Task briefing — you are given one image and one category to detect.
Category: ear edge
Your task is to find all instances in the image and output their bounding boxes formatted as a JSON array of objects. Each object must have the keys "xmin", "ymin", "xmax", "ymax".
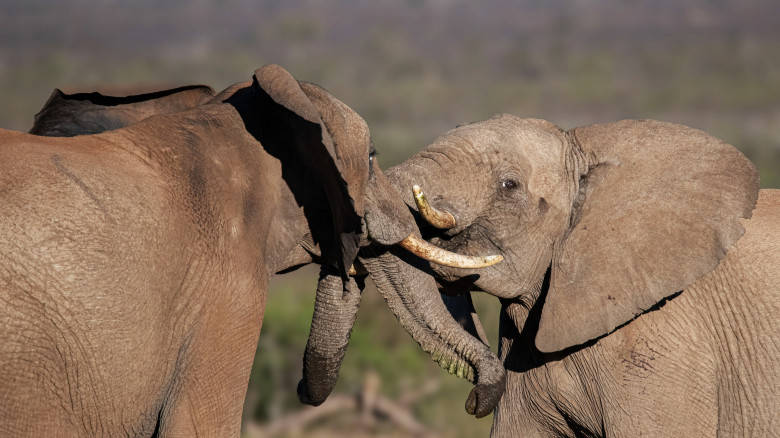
[{"xmin": 253, "ymin": 64, "xmax": 362, "ymax": 276}]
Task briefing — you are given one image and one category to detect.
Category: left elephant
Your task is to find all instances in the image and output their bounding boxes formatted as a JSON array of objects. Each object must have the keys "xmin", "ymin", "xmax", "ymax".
[{"xmin": 0, "ymin": 64, "xmax": 502, "ymax": 437}]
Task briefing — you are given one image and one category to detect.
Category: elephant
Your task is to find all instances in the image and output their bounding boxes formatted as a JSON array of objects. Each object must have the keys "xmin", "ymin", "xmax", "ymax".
[
  {"xmin": 0, "ymin": 64, "xmax": 506, "ymax": 437},
  {"xmin": 383, "ymin": 114, "xmax": 779, "ymax": 436}
]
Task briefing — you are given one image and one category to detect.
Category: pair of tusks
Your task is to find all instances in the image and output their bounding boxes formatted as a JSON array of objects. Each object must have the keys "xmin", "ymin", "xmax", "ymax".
[{"xmin": 348, "ymin": 185, "xmax": 503, "ymax": 276}]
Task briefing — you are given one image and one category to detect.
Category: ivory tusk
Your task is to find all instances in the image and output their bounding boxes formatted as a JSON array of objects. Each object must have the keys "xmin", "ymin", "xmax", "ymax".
[
  {"xmin": 399, "ymin": 234, "xmax": 503, "ymax": 269},
  {"xmin": 348, "ymin": 261, "xmax": 368, "ymax": 277},
  {"xmin": 413, "ymin": 185, "xmax": 456, "ymax": 229}
]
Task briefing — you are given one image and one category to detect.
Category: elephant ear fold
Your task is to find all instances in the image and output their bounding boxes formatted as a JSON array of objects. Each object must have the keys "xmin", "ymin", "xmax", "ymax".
[
  {"xmin": 30, "ymin": 86, "xmax": 215, "ymax": 137},
  {"xmin": 252, "ymin": 64, "xmax": 362, "ymax": 275},
  {"xmin": 536, "ymin": 119, "xmax": 759, "ymax": 353}
]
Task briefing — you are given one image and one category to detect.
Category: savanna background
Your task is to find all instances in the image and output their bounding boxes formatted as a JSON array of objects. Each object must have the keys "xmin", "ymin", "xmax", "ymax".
[{"xmin": 1, "ymin": 1, "xmax": 778, "ymax": 436}]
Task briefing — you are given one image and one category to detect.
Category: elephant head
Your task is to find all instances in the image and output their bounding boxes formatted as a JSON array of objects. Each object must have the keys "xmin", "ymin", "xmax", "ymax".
[
  {"xmin": 388, "ymin": 114, "xmax": 759, "ymax": 358},
  {"xmin": 25, "ymin": 66, "xmax": 507, "ymax": 418}
]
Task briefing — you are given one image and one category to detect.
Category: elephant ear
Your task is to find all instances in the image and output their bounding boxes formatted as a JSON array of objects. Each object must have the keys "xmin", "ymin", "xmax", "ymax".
[
  {"xmin": 536, "ymin": 119, "xmax": 759, "ymax": 353},
  {"xmin": 30, "ymin": 85, "xmax": 214, "ymax": 137},
  {"xmin": 297, "ymin": 81, "xmax": 369, "ymax": 222},
  {"xmin": 252, "ymin": 64, "xmax": 362, "ymax": 275}
]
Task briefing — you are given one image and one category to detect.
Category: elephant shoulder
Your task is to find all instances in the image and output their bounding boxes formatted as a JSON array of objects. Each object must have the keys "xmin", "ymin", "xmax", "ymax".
[
  {"xmin": 744, "ymin": 189, "xmax": 780, "ymax": 233},
  {"xmin": 727, "ymin": 189, "xmax": 780, "ymax": 268},
  {"xmin": 685, "ymin": 189, "xmax": 780, "ymax": 318}
]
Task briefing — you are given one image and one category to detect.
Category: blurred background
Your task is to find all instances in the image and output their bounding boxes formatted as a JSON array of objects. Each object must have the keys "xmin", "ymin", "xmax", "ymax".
[{"xmin": 1, "ymin": 0, "xmax": 778, "ymax": 436}]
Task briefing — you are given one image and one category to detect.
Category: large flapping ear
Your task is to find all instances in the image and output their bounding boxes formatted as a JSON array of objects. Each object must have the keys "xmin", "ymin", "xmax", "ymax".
[
  {"xmin": 29, "ymin": 85, "xmax": 214, "ymax": 137},
  {"xmin": 252, "ymin": 64, "xmax": 362, "ymax": 275},
  {"xmin": 297, "ymin": 81, "xmax": 369, "ymax": 221},
  {"xmin": 536, "ymin": 119, "xmax": 759, "ymax": 353}
]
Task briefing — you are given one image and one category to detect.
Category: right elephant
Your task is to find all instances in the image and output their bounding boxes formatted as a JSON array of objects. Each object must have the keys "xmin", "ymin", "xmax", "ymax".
[{"xmin": 388, "ymin": 114, "xmax": 780, "ymax": 437}]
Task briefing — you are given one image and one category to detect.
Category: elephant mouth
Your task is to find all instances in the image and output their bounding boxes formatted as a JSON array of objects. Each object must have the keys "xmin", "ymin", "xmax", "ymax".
[
  {"xmin": 420, "ymin": 224, "xmax": 505, "ymax": 288},
  {"xmin": 348, "ymin": 234, "xmax": 502, "ymax": 276},
  {"xmin": 408, "ymin": 183, "xmax": 508, "ymax": 296}
]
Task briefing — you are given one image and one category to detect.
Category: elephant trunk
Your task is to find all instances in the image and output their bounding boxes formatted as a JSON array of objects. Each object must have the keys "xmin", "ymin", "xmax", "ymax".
[
  {"xmin": 361, "ymin": 246, "xmax": 506, "ymax": 418},
  {"xmin": 297, "ymin": 267, "xmax": 363, "ymax": 406},
  {"xmin": 297, "ymin": 166, "xmax": 503, "ymax": 411}
]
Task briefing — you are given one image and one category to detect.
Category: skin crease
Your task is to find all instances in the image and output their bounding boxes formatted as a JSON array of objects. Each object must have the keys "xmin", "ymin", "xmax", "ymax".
[
  {"xmin": 388, "ymin": 114, "xmax": 778, "ymax": 437},
  {"xmin": 0, "ymin": 64, "xmax": 429, "ymax": 437}
]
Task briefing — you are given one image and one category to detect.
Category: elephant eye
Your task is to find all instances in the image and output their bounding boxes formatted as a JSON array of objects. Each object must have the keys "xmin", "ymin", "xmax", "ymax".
[
  {"xmin": 369, "ymin": 144, "xmax": 377, "ymax": 172},
  {"xmin": 501, "ymin": 178, "xmax": 518, "ymax": 190}
]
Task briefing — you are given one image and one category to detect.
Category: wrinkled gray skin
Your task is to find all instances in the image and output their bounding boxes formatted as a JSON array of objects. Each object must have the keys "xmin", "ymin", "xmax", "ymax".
[
  {"xmin": 388, "ymin": 114, "xmax": 780, "ymax": 437},
  {"xmin": 2, "ymin": 66, "xmax": 503, "ymax": 437}
]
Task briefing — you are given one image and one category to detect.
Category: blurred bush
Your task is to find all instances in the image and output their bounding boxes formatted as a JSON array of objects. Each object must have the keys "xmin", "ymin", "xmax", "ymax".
[{"xmin": 2, "ymin": 1, "xmax": 779, "ymax": 436}]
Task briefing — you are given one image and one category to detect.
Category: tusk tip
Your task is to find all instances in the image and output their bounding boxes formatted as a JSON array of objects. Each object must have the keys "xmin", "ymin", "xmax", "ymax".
[
  {"xmin": 411, "ymin": 184, "xmax": 457, "ymax": 229},
  {"xmin": 483, "ymin": 254, "xmax": 503, "ymax": 266}
]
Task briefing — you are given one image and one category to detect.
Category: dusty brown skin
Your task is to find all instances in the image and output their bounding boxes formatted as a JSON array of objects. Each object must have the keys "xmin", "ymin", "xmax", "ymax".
[
  {"xmin": 388, "ymin": 115, "xmax": 779, "ymax": 436},
  {"xmin": 1, "ymin": 66, "xmax": 505, "ymax": 436}
]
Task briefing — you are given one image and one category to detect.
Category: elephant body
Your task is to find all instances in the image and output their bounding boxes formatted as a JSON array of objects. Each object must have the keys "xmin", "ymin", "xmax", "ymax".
[
  {"xmin": 497, "ymin": 190, "xmax": 780, "ymax": 437},
  {"xmin": 387, "ymin": 115, "xmax": 777, "ymax": 436},
  {"xmin": 1, "ymin": 112, "xmax": 284, "ymax": 436}
]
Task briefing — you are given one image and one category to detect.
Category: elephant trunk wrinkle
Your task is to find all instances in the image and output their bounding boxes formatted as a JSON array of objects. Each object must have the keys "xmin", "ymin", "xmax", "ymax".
[{"xmin": 364, "ymin": 249, "xmax": 478, "ymax": 382}]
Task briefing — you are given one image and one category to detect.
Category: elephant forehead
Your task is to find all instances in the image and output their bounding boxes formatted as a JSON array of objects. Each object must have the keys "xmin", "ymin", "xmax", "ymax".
[
  {"xmin": 445, "ymin": 117, "xmax": 569, "ymax": 190},
  {"xmin": 445, "ymin": 115, "xmax": 565, "ymax": 159}
]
